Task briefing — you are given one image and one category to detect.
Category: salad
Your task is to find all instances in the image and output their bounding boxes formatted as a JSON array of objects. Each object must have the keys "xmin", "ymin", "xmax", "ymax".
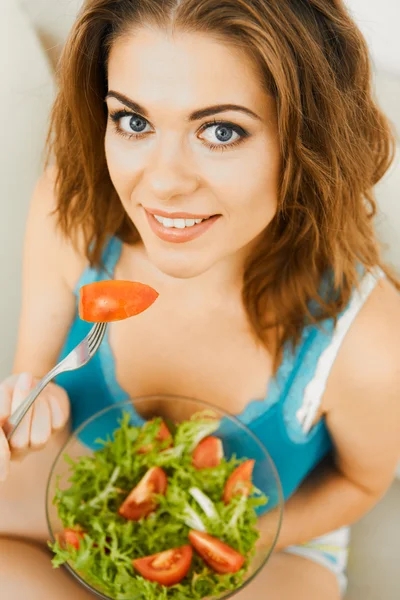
[{"xmin": 50, "ymin": 412, "xmax": 268, "ymax": 600}]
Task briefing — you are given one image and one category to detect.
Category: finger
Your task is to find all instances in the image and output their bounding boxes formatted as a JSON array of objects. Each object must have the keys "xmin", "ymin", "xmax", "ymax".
[
  {"xmin": 48, "ymin": 386, "xmax": 70, "ymax": 431},
  {"xmin": 9, "ymin": 372, "xmax": 35, "ymax": 451},
  {"xmin": 0, "ymin": 374, "xmax": 19, "ymax": 425},
  {"xmin": 30, "ymin": 396, "xmax": 52, "ymax": 449},
  {"xmin": 0, "ymin": 426, "xmax": 11, "ymax": 481},
  {"xmin": 0, "ymin": 384, "xmax": 12, "ymax": 425}
]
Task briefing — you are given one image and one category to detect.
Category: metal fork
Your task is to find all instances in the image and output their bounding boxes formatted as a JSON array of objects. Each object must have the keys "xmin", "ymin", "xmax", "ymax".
[{"xmin": 6, "ymin": 322, "xmax": 107, "ymax": 441}]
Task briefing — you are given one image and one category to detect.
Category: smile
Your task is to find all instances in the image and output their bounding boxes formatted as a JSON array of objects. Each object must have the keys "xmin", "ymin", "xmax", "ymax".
[
  {"xmin": 153, "ymin": 215, "xmax": 209, "ymax": 229},
  {"xmin": 144, "ymin": 208, "xmax": 220, "ymax": 243}
]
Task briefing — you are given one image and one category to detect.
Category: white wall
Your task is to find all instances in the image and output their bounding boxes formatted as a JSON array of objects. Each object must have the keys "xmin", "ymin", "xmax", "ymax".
[
  {"xmin": 0, "ymin": 1, "xmax": 55, "ymax": 378},
  {"xmin": 19, "ymin": 0, "xmax": 83, "ymax": 67},
  {"xmin": 345, "ymin": 0, "xmax": 400, "ymax": 75},
  {"xmin": 21, "ymin": 1, "xmax": 400, "ymax": 76}
]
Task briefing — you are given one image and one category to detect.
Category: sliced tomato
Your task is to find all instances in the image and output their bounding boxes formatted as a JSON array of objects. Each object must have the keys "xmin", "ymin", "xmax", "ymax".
[
  {"xmin": 188, "ymin": 531, "xmax": 244, "ymax": 574},
  {"xmin": 78, "ymin": 280, "xmax": 159, "ymax": 322},
  {"xmin": 223, "ymin": 459, "xmax": 255, "ymax": 504},
  {"xmin": 192, "ymin": 436, "xmax": 223, "ymax": 469},
  {"xmin": 133, "ymin": 545, "xmax": 192, "ymax": 586},
  {"xmin": 137, "ymin": 419, "xmax": 173, "ymax": 454},
  {"xmin": 62, "ymin": 528, "xmax": 85, "ymax": 550},
  {"xmin": 119, "ymin": 466, "xmax": 168, "ymax": 521}
]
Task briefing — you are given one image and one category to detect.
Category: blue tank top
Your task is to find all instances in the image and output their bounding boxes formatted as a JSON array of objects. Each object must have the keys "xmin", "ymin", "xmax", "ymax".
[{"xmin": 55, "ymin": 236, "xmax": 383, "ymax": 504}]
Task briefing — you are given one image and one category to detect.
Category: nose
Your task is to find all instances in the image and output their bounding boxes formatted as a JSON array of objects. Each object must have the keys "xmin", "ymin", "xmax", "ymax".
[{"xmin": 145, "ymin": 139, "xmax": 200, "ymax": 203}]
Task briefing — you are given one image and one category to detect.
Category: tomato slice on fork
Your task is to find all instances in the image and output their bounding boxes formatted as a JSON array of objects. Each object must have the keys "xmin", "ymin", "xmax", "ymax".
[{"xmin": 79, "ymin": 280, "xmax": 159, "ymax": 322}]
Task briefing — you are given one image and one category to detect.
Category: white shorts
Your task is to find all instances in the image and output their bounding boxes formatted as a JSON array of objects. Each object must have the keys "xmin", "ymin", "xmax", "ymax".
[{"xmin": 283, "ymin": 526, "xmax": 350, "ymax": 596}]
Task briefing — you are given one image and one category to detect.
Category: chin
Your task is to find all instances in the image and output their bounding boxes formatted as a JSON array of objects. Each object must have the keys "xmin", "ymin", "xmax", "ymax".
[{"xmin": 147, "ymin": 248, "xmax": 212, "ymax": 279}]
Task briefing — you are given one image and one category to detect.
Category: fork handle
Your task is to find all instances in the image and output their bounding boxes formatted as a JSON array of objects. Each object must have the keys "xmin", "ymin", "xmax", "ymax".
[{"xmin": 6, "ymin": 366, "xmax": 60, "ymax": 441}]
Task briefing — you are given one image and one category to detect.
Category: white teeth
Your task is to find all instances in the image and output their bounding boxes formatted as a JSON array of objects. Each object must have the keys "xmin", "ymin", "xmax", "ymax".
[
  {"xmin": 153, "ymin": 214, "xmax": 207, "ymax": 228},
  {"xmin": 173, "ymin": 218, "xmax": 186, "ymax": 229}
]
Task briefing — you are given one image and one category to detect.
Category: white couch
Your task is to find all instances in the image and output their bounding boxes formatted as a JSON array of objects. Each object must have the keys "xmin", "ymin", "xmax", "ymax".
[{"xmin": 1, "ymin": 1, "xmax": 399, "ymax": 598}]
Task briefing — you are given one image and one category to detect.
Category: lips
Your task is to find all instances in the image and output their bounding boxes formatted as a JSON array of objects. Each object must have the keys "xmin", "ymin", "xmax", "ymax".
[
  {"xmin": 144, "ymin": 208, "xmax": 220, "ymax": 243},
  {"xmin": 145, "ymin": 207, "xmax": 214, "ymax": 220}
]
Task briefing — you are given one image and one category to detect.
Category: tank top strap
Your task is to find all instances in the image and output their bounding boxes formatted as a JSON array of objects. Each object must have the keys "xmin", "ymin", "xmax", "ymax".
[
  {"xmin": 282, "ymin": 265, "xmax": 386, "ymax": 441},
  {"xmin": 73, "ymin": 236, "xmax": 123, "ymax": 295},
  {"xmin": 297, "ymin": 266, "xmax": 386, "ymax": 433}
]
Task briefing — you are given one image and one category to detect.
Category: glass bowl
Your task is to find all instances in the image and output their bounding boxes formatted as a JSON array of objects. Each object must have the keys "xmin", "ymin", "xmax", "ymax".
[{"xmin": 46, "ymin": 395, "xmax": 283, "ymax": 599}]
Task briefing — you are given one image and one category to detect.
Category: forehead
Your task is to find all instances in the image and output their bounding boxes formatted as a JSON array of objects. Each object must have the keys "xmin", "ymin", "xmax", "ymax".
[{"xmin": 107, "ymin": 28, "xmax": 267, "ymax": 112}]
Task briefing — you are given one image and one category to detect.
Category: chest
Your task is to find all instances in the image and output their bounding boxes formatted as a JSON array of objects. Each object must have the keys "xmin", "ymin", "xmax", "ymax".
[{"xmin": 107, "ymin": 294, "xmax": 274, "ymax": 416}]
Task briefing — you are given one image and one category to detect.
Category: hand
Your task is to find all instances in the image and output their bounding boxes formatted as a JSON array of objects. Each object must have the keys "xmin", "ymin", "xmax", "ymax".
[{"xmin": 0, "ymin": 372, "xmax": 70, "ymax": 481}]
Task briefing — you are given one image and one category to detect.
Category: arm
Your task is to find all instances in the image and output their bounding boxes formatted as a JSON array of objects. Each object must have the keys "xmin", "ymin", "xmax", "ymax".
[
  {"xmin": 13, "ymin": 167, "xmax": 87, "ymax": 376},
  {"xmin": 270, "ymin": 278, "xmax": 400, "ymax": 551},
  {"xmin": 0, "ymin": 168, "xmax": 87, "ymax": 474}
]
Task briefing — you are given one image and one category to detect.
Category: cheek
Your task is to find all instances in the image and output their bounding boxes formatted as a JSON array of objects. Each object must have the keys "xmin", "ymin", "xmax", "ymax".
[
  {"xmin": 104, "ymin": 131, "xmax": 143, "ymax": 201},
  {"xmin": 212, "ymin": 139, "xmax": 280, "ymax": 225}
]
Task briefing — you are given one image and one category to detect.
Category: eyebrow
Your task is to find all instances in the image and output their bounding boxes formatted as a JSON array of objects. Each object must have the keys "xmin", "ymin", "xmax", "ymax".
[{"xmin": 105, "ymin": 91, "xmax": 261, "ymax": 121}]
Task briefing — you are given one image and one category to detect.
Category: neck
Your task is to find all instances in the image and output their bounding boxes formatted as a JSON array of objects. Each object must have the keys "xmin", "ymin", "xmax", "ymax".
[
  {"xmin": 119, "ymin": 243, "xmax": 256, "ymax": 317},
  {"xmin": 146, "ymin": 243, "xmax": 254, "ymax": 297}
]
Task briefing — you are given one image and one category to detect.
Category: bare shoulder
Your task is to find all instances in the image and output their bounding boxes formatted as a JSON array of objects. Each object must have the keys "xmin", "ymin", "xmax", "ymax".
[
  {"xmin": 28, "ymin": 165, "xmax": 88, "ymax": 291},
  {"xmin": 323, "ymin": 274, "xmax": 400, "ymax": 493},
  {"xmin": 327, "ymin": 274, "xmax": 400, "ymax": 399}
]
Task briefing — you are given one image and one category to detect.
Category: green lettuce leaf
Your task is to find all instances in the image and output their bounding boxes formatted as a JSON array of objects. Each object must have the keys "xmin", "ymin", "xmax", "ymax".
[{"xmin": 49, "ymin": 411, "xmax": 268, "ymax": 599}]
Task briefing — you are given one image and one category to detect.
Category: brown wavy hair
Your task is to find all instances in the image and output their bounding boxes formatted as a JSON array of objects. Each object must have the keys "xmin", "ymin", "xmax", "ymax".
[{"xmin": 47, "ymin": 0, "xmax": 399, "ymax": 368}]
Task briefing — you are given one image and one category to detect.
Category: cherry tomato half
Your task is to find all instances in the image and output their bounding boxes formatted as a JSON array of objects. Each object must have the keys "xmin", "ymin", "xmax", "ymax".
[
  {"xmin": 119, "ymin": 466, "xmax": 168, "ymax": 521},
  {"xmin": 192, "ymin": 436, "xmax": 223, "ymax": 469},
  {"xmin": 137, "ymin": 419, "xmax": 173, "ymax": 454},
  {"xmin": 223, "ymin": 459, "xmax": 255, "ymax": 504},
  {"xmin": 62, "ymin": 528, "xmax": 85, "ymax": 550},
  {"xmin": 188, "ymin": 530, "xmax": 244, "ymax": 574},
  {"xmin": 133, "ymin": 545, "xmax": 193, "ymax": 586}
]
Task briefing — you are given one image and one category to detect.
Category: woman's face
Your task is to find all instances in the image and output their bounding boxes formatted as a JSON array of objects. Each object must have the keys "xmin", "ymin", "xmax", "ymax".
[{"xmin": 105, "ymin": 28, "xmax": 280, "ymax": 279}]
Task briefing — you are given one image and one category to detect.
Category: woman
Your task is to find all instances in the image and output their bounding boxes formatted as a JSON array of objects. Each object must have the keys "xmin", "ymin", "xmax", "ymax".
[{"xmin": 1, "ymin": 0, "xmax": 399, "ymax": 598}]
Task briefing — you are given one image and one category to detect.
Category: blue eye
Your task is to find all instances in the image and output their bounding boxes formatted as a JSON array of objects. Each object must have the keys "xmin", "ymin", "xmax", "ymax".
[
  {"xmin": 109, "ymin": 110, "xmax": 152, "ymax": 137},
  {"xmin": 119, "ymin": 114, "xmax": 151, "ymax": 134},
  {"xmin": 109, "ymin": 109, "xmax": 250, "ymax": 151},
  {"xmin": 126, "ymin": 115, "xmax": 148, "ymax": 133},
  {"xmin": 201, "ymin": 124, "xmax": 240, "ymax": 144},
  {"xmin": 198, "ymin": 120, "xmax": 249, "ymax": 151}
]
